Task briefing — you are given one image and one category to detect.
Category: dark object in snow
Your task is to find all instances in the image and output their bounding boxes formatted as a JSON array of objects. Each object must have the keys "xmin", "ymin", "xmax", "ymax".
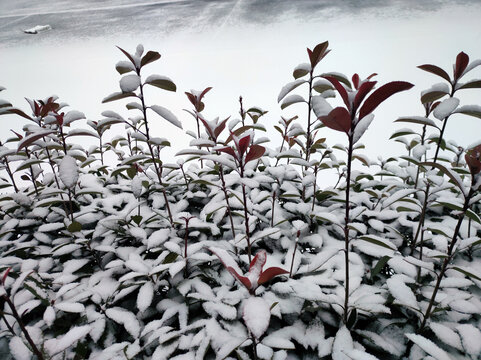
[{"xmin": 24, "ymin": 25, "xmax": 52, "ymax": 34}]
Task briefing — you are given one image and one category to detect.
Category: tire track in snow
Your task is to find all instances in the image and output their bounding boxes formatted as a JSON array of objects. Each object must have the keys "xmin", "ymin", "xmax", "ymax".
[
  {"xmin": 0, "ymin": 0, "xmax": 188, "ymax": 19},
  {"xmin": 0, "ymin": 15, "xmax": 31, "ymax": 30}
]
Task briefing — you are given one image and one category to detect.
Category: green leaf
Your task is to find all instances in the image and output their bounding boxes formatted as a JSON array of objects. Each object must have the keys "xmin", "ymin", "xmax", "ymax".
[
  {"xmin": 115, "ymin": 61, "xmax": 135, "ymax": 74},
  {"xmin": 394, "ymin": 117, "xmax": 439, "ymax": 129},
  {"xmin": 420, "ymin": 91, "xmax": 448, "ymax": 104},
  {"xmin": 141, "ymin": 51, "xmax": 161, "ymax": 68},
  {"xmin": 454, "ymin": 105, "xmax": 481, "ymax": 119},
  {"xmin": 102, "ymin": 92, "xmax": 136, "ymax": 103},
  {"xmin": 371, "ymin": 256, "xmax": 391, "ymax": 279},
  {"xmin": 163, "ymin": 252, "xmax": 178, "ymax": 264},
  {"xmin": 68, "ymin": 221, "xmax": 82, "ymax": 233},
  {"xmin": 389, "ymin": 129, "xmax": 416, "ymax": 139},
  {"xmin": 15, "ymin": 159, "xmax": 43, "ymax": 172},
  {"xmin": 458, "ymin": 79, "xmax": 481, "ymax": 90},
  {"xmin": 451, "ymin": 266, "xmax": 481, "ymax": 281},
  {"xmin": 280, "ymin": 95, "xmax": 306, "ymax": 110},
  {"xmin": 131, "ymin": 215, "xmax": 143, "ymax": 225},
  {"xmin": 465, "ymin": 209, "xmax": 481, "ymax": 224},
  {"xmin": 126, "ymin": 167, "xmax": 137, "ymax": 179},
  {"xmin": 346, "ymin": 308, "xmax": 357, "ymax": 329},
  {"xmin": 144, "ymin": 75, "xmax": 176, "ymax": 92},
  {"xmin": 420, "ymin": 161, "xmax": 466, "ymax": 195},
  {"xmin": 359, "ymin": 235, "xmax": 397, "ymax": 251}
]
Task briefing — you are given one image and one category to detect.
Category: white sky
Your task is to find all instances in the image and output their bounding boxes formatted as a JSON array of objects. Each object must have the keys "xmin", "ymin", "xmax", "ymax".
[{"xmin": 1, "ymin": 0, "xmax": 481, "ymax": 185}]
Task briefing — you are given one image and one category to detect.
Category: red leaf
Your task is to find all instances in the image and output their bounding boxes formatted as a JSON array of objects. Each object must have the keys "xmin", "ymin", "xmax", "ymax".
[
  {"xmin": 11, "ymin": 130, "xmax": 23, "ymax": 139},
  {"xmin": 1, "ymin": 267, "xmax": 11, "ymax": 286},
  {"xmin": 454, "ymin": 51, "xmax": 469, "ymax": 80},
  {"xmin": 465, "ymin": 144, "xmax": 481, "ymax": 175},
  {"xmin": 324, "ymin": 76, "xmax": 350, "ymax": 110},
  {"xmin": 245, "ymin": 144, "xmax": 265, "ymax": 164},
  {"xmin": 199, "ymin": 116, "xmax": 215, "ymax": 140},
  {"xmin": 227, "ymin": 266, "xmax": 252, "ymax": 289},
  {"xmin": 352, "ymin": 81, "xmax": 377, "ymax": 114},
  {"xmin": 238, "ymin": 135, "xmax": 250, "ymax": 156},
  {"xmin": 199, "ymin": 87, "xmax": 212, "ymax": 102},
  {"xmin": 418, "ymin": 64, "xmax": 451, "ymax": 82},
  {"xmin": 185, "ymin": 92, "xmax": 197, "ymax": 107},
  {"xmin": 6, "ymin": 108, "xmax": 33, "ymax": 121},
  {"xmin": 33, "ymin": 101, "xmax": 40, "ymax": 116},
  {"xmin": 55, "ymin": 113, "xmax": 64, "ymax": 127},
  {"xmin": 116, "ymin": 46, "xmax": 136, "ymax": 67},
  {"xmin": 214, "ymin": 117, "xmax": 229, "ymax": 140},
  {"xmin": 352, "ymin": 74, "xmax": 360, "ymax": 89},
  {"xmin": 217, "ymin": 146, "xmax": 237, "ymax": 159},
  {"xmin": 307, "ymin": 41, "xmax": 329, "ymax": 68},
  {"xmin": 359, "ymin": 81, "xmax": 414, "ymax": 120},
  {"xmin": 258, "ymin": 267, "xmax": 289, "ymax": 285},
  {"xmin": 318, "ymin": 107, "xmax": 351, "ymax": 133},
  {"xmin": 367, "ymin": 73, "xmax": 378, "ymax": 80},
  {"xmin": 249, "ymin": 250, "xmax": 267, "ymax": 272}
]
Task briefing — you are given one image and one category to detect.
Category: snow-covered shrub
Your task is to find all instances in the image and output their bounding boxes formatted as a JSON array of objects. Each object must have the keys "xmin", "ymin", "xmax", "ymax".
[{"xmin": 0, "ymin": 43, "xmax": 480, "ymax": 360}]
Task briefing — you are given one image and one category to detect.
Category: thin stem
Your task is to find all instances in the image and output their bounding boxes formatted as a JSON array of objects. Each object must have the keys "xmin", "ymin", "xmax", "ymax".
[
  {"xmin": 271, "ymin": 190, "xmax": 276, "ymax": 228},
  {"xmin": 219, "ymin": 167, "xmax": 236, "ymax": 242},
  {"xmin": 3, "ymin": 157, "xmax": 18, "ymax": 192},
  {"xmin": 311, "ymin": 165, "xmax": 318, "ymax": 212},
  {"xmin": 305, "ymin": 71, "xmax": 314, "ymax": 162},
  {"xmin": 2, "ymin": 294, "xmax": 45, "ymax": 360},
  {"xmin": 195, "ymin": 113, "xmax": 203, "ymax": 169},
  {"xmin": 343, "ymin": 134, "xmax": 354, "ymax": 325},
  {"xmin": 240, "ymin": 165, "xmax": 252, "ymax": 263},
  {"xmin": 138, "ymin": 79, "xmax": 173, "ymax": 226},
  {"xmin": 289, "ymin": 235, "xmax": 299, "ymax": 278},
  {"xmin": 419, "ymin": 185, "xmax": 474, "ymax": 331},
  {"xmin": 23, "ymin": 148, "xmax": 38, "ymax": 196}
]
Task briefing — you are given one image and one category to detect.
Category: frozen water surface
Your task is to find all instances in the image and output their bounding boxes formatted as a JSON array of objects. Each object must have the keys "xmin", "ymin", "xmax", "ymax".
[{"xmin": 1, "ymin": 0, "xmax": 481, "ymax": 185}]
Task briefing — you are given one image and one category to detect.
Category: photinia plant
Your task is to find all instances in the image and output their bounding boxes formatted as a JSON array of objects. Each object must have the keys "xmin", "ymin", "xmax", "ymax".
[
  {"xmin": 318, "ymin": 74, "xmax": 414, "ymax": 324},
  {"xmin": 209, "ymin": 247, "xmax": 288, "ymax": 295}
]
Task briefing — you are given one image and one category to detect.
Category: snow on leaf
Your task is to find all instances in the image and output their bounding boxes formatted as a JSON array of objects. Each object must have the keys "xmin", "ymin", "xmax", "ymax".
[
  {"xmin": 430, "ymin": 322, "xmax": 462, "ymax": 351},
  {"xmin": 433, "ymin": 97, "xmax": 460, "ymax": 120},
  {"xmin": 137, "ymin": 281, "xmax": 154, "ymax": 312},
  {"xmin": 345, "ymin": 349, "xmax": 380, "ymax": 360},
  {"xmin": 280, "ymin": 94, "xmax": 306, "ymax": 110},
  {"xmin": 353, "ymin": 113, "xmax": 374, "ymax": 144},
  {"xmin": 332, "ymin": 326, "xmax": 353, "ymax": 360},
  {"xmin": 43, "ymin": 306, "xmax": 56, "ymax": 326},
  {"xmin": 44, "ymin": 325, "xmax": 91, "ymax": 356},
  {"xmin": 456, "ymin": 323, "xmax": 481, "ymax": 356},
  {"xmin": 243, "ymin": 296, "xmax": 270, "ymax": 339},
  {"xmin": 120, "ymin": 74, "xmax": 141, "ymax": 93},
  {"xmin": 405, "ymin": 333, "xmax": 451, "ymax": 360},
  {"xmin": 386, "ymin": 275, "xmax": 419, "ymax": 310},
  {"xmin": 277, "ymin": 79, "xmax": 307, "ymax": 102},
  {"xmin": 55, "ymin": 302, "xmax": 85, "ymax": 313},
  {"xmin": 150, "ymin": 105, "xmax": 182, "ymax": 129},
  {"xmin": 144, "ymin": 74, "xmax": 176, "ymax": 92},
  {"xmin": 9, "ymin": 336, "xmax": 30, "ymax": 360},
  {"xmin": 131, "ymin": 175, "xmax": 142, "ymax": 198},
  {"xmin": 312, "ymin": 95, "xmax": 333, "ymax": 118},
  {"xmin": 59, "ymin": 155, "xmax": 78, "ymax": 189},
  {"xmin": 106, "ymin": 307, "xmax": 141, "ymax": 338}
]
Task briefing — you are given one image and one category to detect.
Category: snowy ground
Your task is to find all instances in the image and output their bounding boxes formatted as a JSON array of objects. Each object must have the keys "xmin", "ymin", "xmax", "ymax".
[{"xmin": 1, "ymin": 0, "xmax": 481, "ymax": 184}]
